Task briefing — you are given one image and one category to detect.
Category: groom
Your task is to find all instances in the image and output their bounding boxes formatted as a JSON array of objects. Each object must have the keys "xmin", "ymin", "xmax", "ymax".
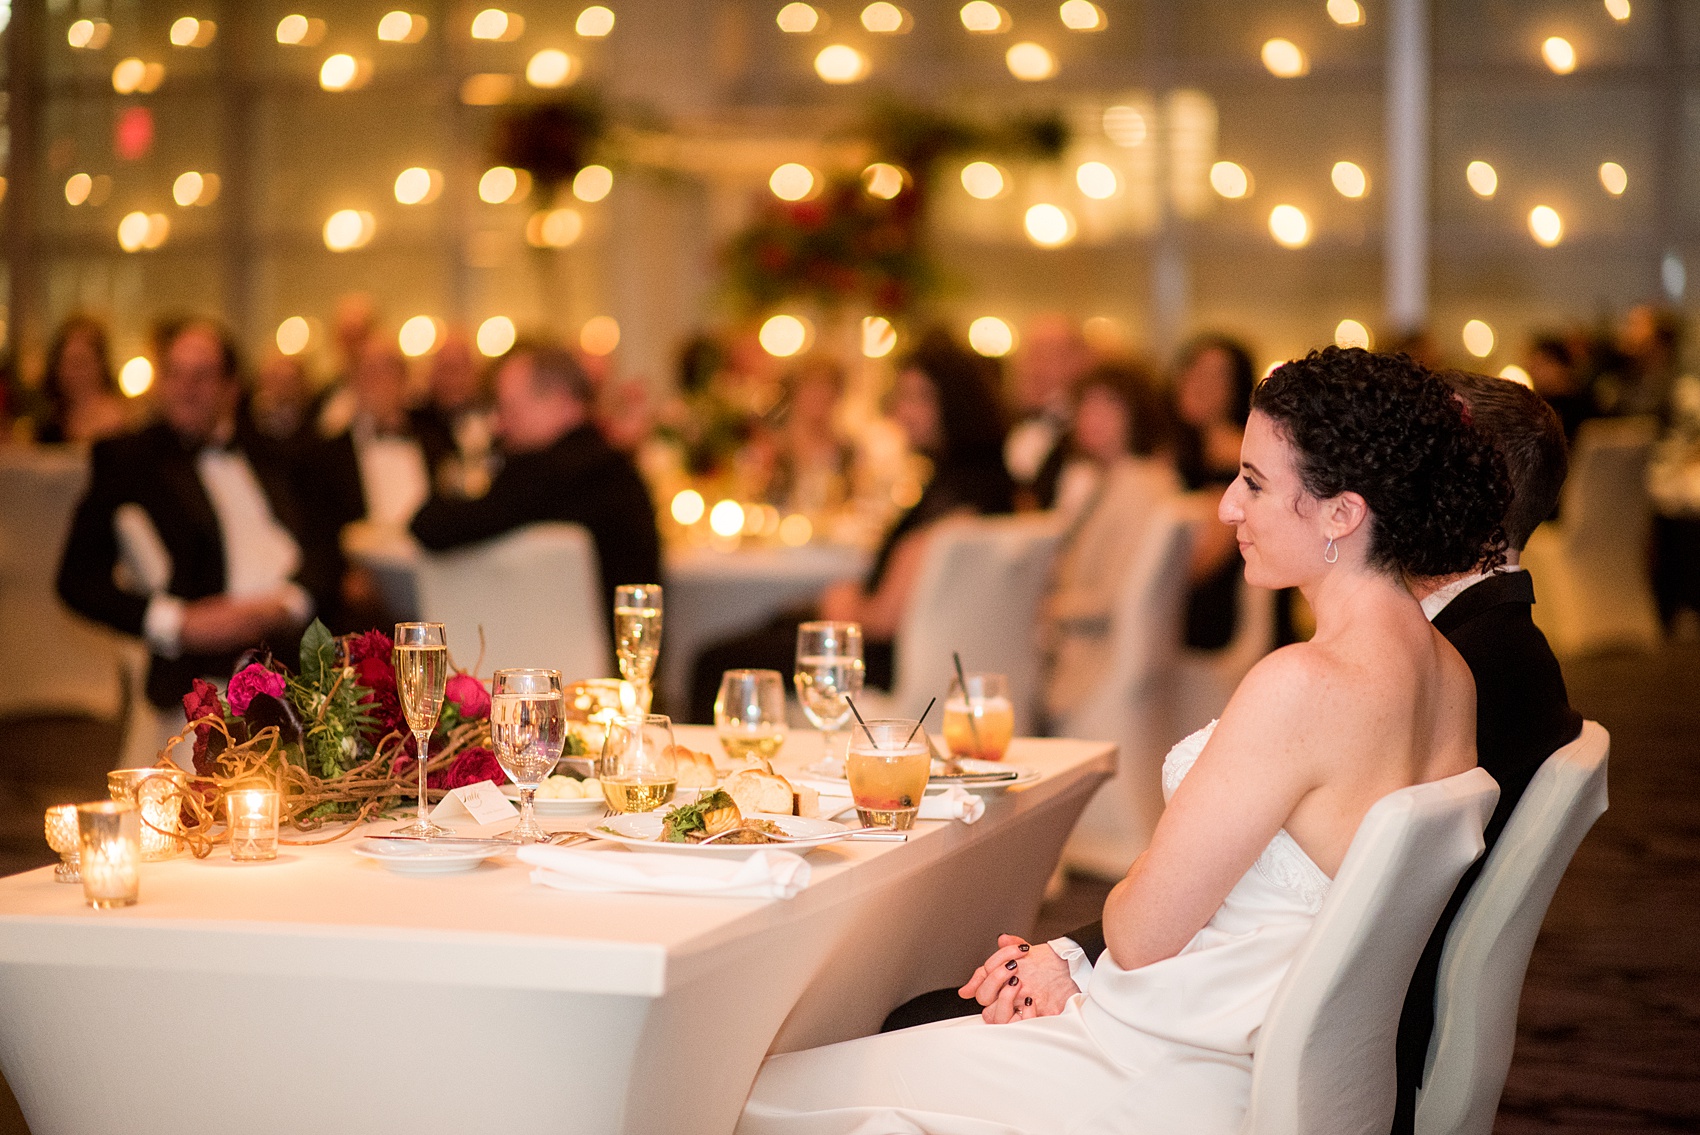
[{"xmin": 883, "ymin": 370, "xmax": 1581, "ymax": 1133}]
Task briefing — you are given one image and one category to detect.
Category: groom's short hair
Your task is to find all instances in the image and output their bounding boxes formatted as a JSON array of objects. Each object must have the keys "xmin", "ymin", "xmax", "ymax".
[{"xmin": 1441, "ymin": 371, "xmax": 1568, "ymax": 551}]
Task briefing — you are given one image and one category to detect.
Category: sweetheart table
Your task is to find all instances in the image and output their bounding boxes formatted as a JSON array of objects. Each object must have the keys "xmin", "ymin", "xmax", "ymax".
[{"xmin": 0, "ymin": 728, "xmax": 1113, "ymax": 1135}]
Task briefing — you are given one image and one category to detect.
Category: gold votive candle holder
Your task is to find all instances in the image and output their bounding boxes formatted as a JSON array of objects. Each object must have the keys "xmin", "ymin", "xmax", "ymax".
[
  {"xmin": 107, "ymin": 767, "xmax": 188, "ymax": 861},
  {"xmin": 44, "ymin": 805, "xmax": 81, "ymax": 883},
  {"xmin": 226, "ymin": 788, "xmax": 280, "ymax": 862},
  {"xmin": 77, "ymin": 802, "xmax": 140, "ymax": 909}
]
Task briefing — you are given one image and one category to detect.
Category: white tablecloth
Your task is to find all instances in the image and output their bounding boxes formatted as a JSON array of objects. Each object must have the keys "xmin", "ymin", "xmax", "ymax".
[{"xmin": 0, "ymin": 727, "xmax": 1113, "ymax": 1135}]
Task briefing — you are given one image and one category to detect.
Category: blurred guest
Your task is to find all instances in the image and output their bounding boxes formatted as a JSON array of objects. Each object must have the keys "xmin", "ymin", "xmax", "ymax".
[
  {"xmin": 423, "ymin": 329, "xmax": 497, "ymax": 498},
  {"xmin": 1049, "ymin": 360, "xmax": 1170, "ymax": 522},
  {"xmin": 689, "ymin": 328, "xmax": 1012, "ymax": 722},
  {"xmin": 247, "ymin": 353, "xmax": 317, "ymax": 445},
  {"xmin": 56, "ymin": 319, "xmax": 331, "ymax": 753},
  {"xmin": 33, "ymin": 314, "xmax": 129, "ymax": 444},
  {"xmin": 1525, "ymin": 333, "xmax": 1596, "ymax": 442},
  {"xmin": 1615, "ymin": 304, "xmax": 1684, "ymax": 420},
  {"xmin": 1385, "ymin": 327, "xmax": 1444, "ymax": 370},
  {"xmin": 758, "ymin": 357, "xmax": 855, "ymax": 518},
  {"xmin": 327, "ymin": 292, "xmax": 378, "ymax": 391},
  {"xmin": 1005, "ymin": 314, "xmax": 1092, "ymax": 510},
  {"xmin": 1169, "ymin": 334, "xmax": 1258, "ymax": 649},
  {"xmin": 411, "ymin": 339, "xmax": 661, "ymax": 641},
  {"xmin": 1040, "ymin": 361, "xmax": 1180, "ymax": 726}
]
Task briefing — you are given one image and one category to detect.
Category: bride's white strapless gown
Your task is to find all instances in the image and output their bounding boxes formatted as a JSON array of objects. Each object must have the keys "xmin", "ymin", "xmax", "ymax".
[{"xmin": 737, "ymin": 722, "xmax": 1333, "ymax": 1135}]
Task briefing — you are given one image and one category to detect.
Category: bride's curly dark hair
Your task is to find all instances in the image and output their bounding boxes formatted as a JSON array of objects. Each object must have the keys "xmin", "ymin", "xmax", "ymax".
[{"xmin": 1253, "ymin": 347, "xmax": 1510, "ymax": 578}]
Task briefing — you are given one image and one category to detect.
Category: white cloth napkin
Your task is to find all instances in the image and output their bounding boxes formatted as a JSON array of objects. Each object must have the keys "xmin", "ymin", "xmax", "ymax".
[
  {"xmin": 517, "ymin": 844, "xmax": 811, "ymax": 899},
  {"xmin": 800, "ymin": 781, "xmax": 986, "ymax": 824}
]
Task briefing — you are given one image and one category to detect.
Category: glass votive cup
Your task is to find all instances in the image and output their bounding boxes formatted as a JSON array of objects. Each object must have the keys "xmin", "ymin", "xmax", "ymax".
[
  {"xmin": 44, "ymin": 805, "xmax": 81, "ymax": 883},
  {"xmin": 108, "ymin": 767, "xmax": 188, "ymax": 861},
  {"xmin": 77, "ymin": 802, "xmax": 141, "ymax": 909},
  {"xmin": 226, "ymin": 789, "xmax": 280, "ymax": 862}
]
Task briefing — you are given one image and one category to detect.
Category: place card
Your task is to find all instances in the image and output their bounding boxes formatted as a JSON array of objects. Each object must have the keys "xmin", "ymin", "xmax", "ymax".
[{"xmin": 430, "ymin": 781, "xmax": 518, "ymax": 826}]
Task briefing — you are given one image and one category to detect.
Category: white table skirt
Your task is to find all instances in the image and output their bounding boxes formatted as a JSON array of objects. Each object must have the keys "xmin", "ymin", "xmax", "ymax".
[{"xmin": 0, "ymin": 728, "xmax": 1113, "ymax": 1135}]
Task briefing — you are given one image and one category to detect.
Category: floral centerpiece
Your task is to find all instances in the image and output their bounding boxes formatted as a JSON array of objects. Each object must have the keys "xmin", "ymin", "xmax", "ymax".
[{"xmin": 161, "ymin": 621, "xmax": 503, "ymax": 857}]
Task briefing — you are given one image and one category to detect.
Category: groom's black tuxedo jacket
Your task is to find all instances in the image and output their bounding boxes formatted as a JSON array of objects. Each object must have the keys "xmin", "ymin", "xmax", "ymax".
[
  {"xmin": 1055, "ymin": 572, "xmax": 1580, "ymax": 1133},
  {"xmin": 55, "ymin": 421, "xmax": 336, "ymax": 709}
]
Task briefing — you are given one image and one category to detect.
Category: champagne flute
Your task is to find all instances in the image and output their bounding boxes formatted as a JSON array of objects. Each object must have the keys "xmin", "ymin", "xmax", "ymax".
[
  {"xmin": 613, "ymin": 584, "xmax": 663, "ymax": 713},
  {"xmin": 491, "ymin": 669, "xmax": 564, "ymax": 844},
  {"xmin": 714, "ymin": 669, "xmax": 788, "ymax": 768},
  {"xmin": 391, "ymin": 622, "xmax": 453, "ymax": 838},
  {"xmin": 794, "ymin": 622, "xmax": 864, "ymax": 763},
  {"xmin": 601, "ymin": 714, "xmax": 678, "ymax": 813}
]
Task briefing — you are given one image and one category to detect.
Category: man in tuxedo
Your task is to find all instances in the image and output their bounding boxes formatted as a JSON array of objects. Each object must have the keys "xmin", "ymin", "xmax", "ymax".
[
  {"xmin": 884, "ymin": 371, "xmax": 1582, "ymax": 1135},
  {"xmin": 57, "ymin": 319, "xmax": 335, "ymax": 742},
  {"xmin": 410, "ymin": 339, "xmax": 661, "ymax": 650}
]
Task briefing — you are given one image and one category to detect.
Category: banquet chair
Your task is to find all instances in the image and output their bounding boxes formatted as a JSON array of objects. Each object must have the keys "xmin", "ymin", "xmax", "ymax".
[
  {"xmin": 0, "ymin": 446, "xmax": 136, "ymax": 723},
  {"xmin": 1520, "ymin": 415, "xmax": 1661, "ymax": 656},
  {"xmin": 414, "ymin": 522, "xmax": 612, "ymax": 681},
  {"xmin": 1414, "ymin": 721, "xmax": 1610, "ymax": 1135},
  {"xmin": 865, "ymin": 514, "xmax": 1066, "ymax": 736},
  {"xmin": 1057, "ymin": 504, "xmax": 1194, "ymax": 879},
  {"xmin": 1243, "ymin": 767, "xmax": 1499, "ymax": 1135}
]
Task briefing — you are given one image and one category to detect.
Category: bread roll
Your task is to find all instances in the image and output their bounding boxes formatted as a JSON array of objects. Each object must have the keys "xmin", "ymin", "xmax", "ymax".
[
  {"xmin": 793, "ymin": 783, "xmax": 821, "ymax": 819},
  {"xmin": 669, "ymin": 746, "xmax": 719, "ymax": 789},
  {"xmin": 726, "ymin": 769, "xmax": 794, "ymax": 816}
]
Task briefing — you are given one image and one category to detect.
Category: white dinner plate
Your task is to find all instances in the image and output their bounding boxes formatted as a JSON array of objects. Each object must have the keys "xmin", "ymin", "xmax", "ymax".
[
  {"xmin": 351, "ymin": 838, "xmax": 507, "ymax": 875},
  {"xmin": 500, "ymin": 786, "xmax": 607, "ymax": 815},
  {"xmin": 586, "ymin": 812, "xmax": 854, "ymax": 856}
]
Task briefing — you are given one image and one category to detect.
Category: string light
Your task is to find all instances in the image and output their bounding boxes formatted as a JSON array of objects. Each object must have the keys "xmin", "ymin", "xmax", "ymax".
[
  {"xmin": 576, "ymin": 6, "xmax": 616, "ymax": 37},
  {"xmin": 759, "ymin": 314, "xmax": 810, "ymax": 356},
  {"xmin": 573, "ymin": 165, "xmax": 614, "ymax": 202},
  {"xmin": 1331, "ymin": 161, "xmax": 1368, "ymax": 198},
  {"xmin": 1076, "ymin": 162, "xmax": 1119, "ymax": 199},
  {"xmin": 319, "ymin": 54, "xmax": 364, "ymax": 91},
  {"xmin": 525, "ymin": 208, "xmax": 584, "ymax": 248},
  {"xmin": 1334, "ymin": 320, "xmax": 1371, "ymax": 349},
  {"xmin": 769, "ymin": 163, "xmax": 818, "ymax": 201},
  {"xmin": 394, "ymin": 167, "xmax": 442, "ymax": 205},
  {"xmin": 1025, "ymin": 203, "xmax": 1076, "ymax": 246},
  {"xmin": 968, "ymin": 317, "xmax": 1015, "ymax": 357},
  {"xmin": 378, "ymin": 12, "xmax": 429, "ymax": 43},
  {"xmin": 1599, "ymin": 161, "xmax": 1627, "ymax": 196},
  {"xmin": 276, "ymin": 317, "xmax": 310, "ymax": 356},
  {"xmin": 526, "ymin": 49, "xmax": 575, "ymax": 87},
  {"xmin": 118, "ymin": 211, "xmax": 169, "ymax": 252},
  {"xmin": 1261, "ymin": 38, "xmax": 1308, "ymax": 77},
  {"xmin": 1462, "ymin": 319, "xmax": 1496, "ymax": 358},
  {"xmin": 471, "ymin": 10, "xmax": 525, "ymax": 41},
  {"xmin": 1058, "ymin": 1, "xmax": 1105, "ymax": 31},
  {"xmin": 1529, "ymin": 205, "xmax": 1563, "ymax": 247},
  {"xmin": 479, "ymin": 166, "xmax": 531, "ymax": 204},
  {"xmin": 863, "ymin": 163, "xmax": 908, "ymax": 199},
  {"xmin": 960, "ymin": 161, "xmax": 1007, "ymax": 200},
  {"xmin": 1006, "ymin": 42, "xmax": 1057, "ymax": 80},
  {"xmin": 118, "ymin": 357, "xmax": 154, "ymax": 398},
  {"xmin": 862, "ymin": 316, "xmax": 897, "ymax": 358},
  {"xmin": 1269, "ymin": 204, "xmax": 1310, "ymax": 247},
  {"xmin": 1541, "ymin": 37, "xmax": 1576, "ymax": 74},
  {"xmin": 777, "ymin": 3, "xmax": 821, "ymax": 33},
  {"xmin": 322, "ymin": 209, "xmax": 374, "ymax": 251},
  {"xmin": 169, "ymin": 18, "xmax": 216, "ymax": 47},
  {"xmin": 814, "ymin": 44, "xmax": 869, "ymax": 82},
  {"xmin": 476, "ymin": 316, "xmax": 517, "ymax": 357},
  {"xmin": 67, "ymin": 19, "xmax": 111, "ymax": 49},
  {"xmin": 275, "ymin": 15, "xmax": 326, "ymax": 46},
  {"xmin": 709, "ymin": 500, "xmax": 746, "ymax": 538},
  {"xmin": 399, "ymin": 316, "xmax": 439, "ymax": 357},
  {"xmin": 1604, "ymin": 0, "xmax": 1631, "ymax": 22},
  {"xmin": 1327, "ymin": 0, "xmax": 1364, "ymax": 27},
  {"xmin": 172, "ymin": 171, "xmax": 205, "ymax": 207},
  {"xmin": 861, "ymin": 3, "xmax": 909, "ymax": 34},
  {"xmin": 959, "ymin": 2, "xmax": 1010, "ymax": 33},
  {"xmin": 64, "ymin": 174, "xmax": 92, "ymax": 206},
  {"xmin": 1210, "ymin": 161, "xmax": 1251, "ymax": 199},
  {"xmin": 1466, "ymin": 160, "xmax": 1498, "ymax": 198}
]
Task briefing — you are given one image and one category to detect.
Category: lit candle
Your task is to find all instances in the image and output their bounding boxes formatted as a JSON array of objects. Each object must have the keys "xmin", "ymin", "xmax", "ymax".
[
  {"xmin": 107, "ymin": 768, "xmax": 188, "ymax": 860},
  {"xmin": 44, "ymin": 804, "xmax": 81, "ymax": 883},
  {"xmin": 227, "ymin": 789, "xmax": 280, "ymax": 862},
  {"xmin": 77, "ymin": 802, "xmax": 140, "ymax": 909}
]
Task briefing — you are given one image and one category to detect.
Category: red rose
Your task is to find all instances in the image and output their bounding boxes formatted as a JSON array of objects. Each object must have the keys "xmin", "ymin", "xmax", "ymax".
[
  {"xmin": 352, "ymin": 654, "xmax": 406, "ymax": 740},
  {"xmin": 226, "ymin": 663, "xmax": 286, "ymax": 717},
  {"xmin": 429, "ymin": 747, "xmax": 505, "ymax": 791},
  {"xmin": 344, "ymin": 629, "xmax": 393, "ymax": 666},
  {"xmin": 444, "ymin": 674, "xmax": 491, "ymax": 720}
]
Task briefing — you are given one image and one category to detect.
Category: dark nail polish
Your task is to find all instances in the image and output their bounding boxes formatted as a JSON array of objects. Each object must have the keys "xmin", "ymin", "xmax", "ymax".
[
  {"xmin": 1019, "ymin": 944, "xmax": 1030, "ymax": 952},
  {"xmin": 1025, "ymin": 997, "xmax": 1033, "ymax": 1006},
  {"xmin": 1008, "ymin": 975, "xmax": 1019, "ymax": 986},
  {"xmin": 1004, "ymin": 960, "xmax": 1018, "ymax": 970}
]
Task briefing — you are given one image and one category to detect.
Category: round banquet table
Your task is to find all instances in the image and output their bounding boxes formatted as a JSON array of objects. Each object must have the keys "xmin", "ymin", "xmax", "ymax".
[{"xmin": 0, "ymin": 726, "xmax": 1113, "ymax": 1135}]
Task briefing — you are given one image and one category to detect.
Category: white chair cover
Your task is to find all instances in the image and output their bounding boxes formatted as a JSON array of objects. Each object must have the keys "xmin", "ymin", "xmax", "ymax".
[
  {"xmin": 1415, "ymin": 721, "xmax": 1610, "ymax": 1135},
  {"xmin": 0, "ymin": 446, "xmax": 136, "ymax": 722},
  {"xmin": 414, "ymin": 523, "xmax": 612, "ymax": 682},
  {"xmin": 876, "ymin": 514, "xmax": 1065, "ymax": 736},
  {"xmin": 1057, "ymin": 505, "xmax": 1194, "ymax": 878},
  {"xmin": 1245, "ymin": 767, "xmax": 1499, "ymax": 1135},
  {"xmin": 1520, "ymin": 416, "xmax": 1661, "ymax": 655}
]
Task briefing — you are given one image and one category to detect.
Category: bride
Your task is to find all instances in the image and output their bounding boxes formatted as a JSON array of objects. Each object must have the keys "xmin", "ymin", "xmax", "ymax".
[{"xmin": 737, "ymin": 348, "xmax": 1512, "ymax": 1135}]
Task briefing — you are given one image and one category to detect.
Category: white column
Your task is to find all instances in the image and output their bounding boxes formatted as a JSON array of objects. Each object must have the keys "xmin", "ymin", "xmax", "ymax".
[{"xmin": 1384, "ymin": 0, "xmax": 1430, "ymax": 335}]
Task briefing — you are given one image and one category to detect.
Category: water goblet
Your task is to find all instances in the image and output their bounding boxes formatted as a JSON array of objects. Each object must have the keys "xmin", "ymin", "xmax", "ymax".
[
  {"xmin": 391, "ymin": 622, "xmax": 454, "ymax": 838},
  {"xmin": 600, "ymin": 714, "xmax": 678, "ymax": 813},
  {"xmin": 794, "ymin": 622, "xmax": 864, "ymax": 763},
  {"xmin": 613, "ymin": 584, "xmax": 663, "ymax": 713},
  {"xmin": 714, "ymin": 669, "xmax": 788, "ymax": 768},
  {"xmin": 491, "ymin": 668, "xmax": 564, "ymax": 844}
]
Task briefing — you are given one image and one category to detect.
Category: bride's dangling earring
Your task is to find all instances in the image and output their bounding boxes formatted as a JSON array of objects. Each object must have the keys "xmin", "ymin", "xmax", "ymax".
[{"xmin": 1323, "ymin": 537, "xmax": 1339, "ymax": 564}]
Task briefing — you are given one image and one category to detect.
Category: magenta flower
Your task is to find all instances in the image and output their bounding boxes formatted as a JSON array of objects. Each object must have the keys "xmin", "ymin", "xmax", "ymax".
[
  {"xmin": 430, "ymin": 747, "xmax": 504, "ymax": 790},
  {"xmin": 226, "ymin": 663, "xmax": 287, "ymax": 717},
  {"xmin": 445, "ymin": 674, "xmax": 491, "ymax": 720}
]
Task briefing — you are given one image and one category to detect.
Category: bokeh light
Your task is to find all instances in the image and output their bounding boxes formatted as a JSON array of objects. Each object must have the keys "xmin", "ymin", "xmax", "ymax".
[
  {"xmin": 1327, "ymin": 0, "xmax": 1364, "ymax": 26},
  {"xmin": 572, "ymin": 164, "xmax": 613, "ymax": 202},
  {"xmin": 671, "ymin": 489, "xmax": 706, "ymax": 525},
  {"xmin": 1024, "ymin": 203, "xmax": 1076, "ymax": 246},
  {"xmin": 169, "ymin": 18, "xmax": 216, "ymax": 47},
  {"xmin": 394, "ymin": 167, "xmax": 442, "ymax": 205},
  {"xmin": 580, "ymin": 316, "xmax": 621, "ymax": 356},
  {"xmin": 1331, "ymin": 161, "xmax": 1368, "ymax": 198},
  {"xmin": 1605, "ymin": 0, "xmax": 1631, "ymax": 21},
  {"xmin": 471, "ymin": 9, "xmax": 514, "ymax": 40},
  {"xmin": 476, "ymin": 316, "xmax": 517, "ymax": 357},
  {"xmin": 399, "ymin": 316, "xmax": 439, "ymax": 357},
  {"xmin": 777, "ymin": 4, "xmax": 821, "ymax": 33},
  {"xmin": 1102, "ymin": 105, "xmax": 1147, "ymax": 147},
  {"xmin": 960, "ymin": 161, "xmax": 1007, "ymax": 200},
  {"xmin": 1599, "ymin": 161, "xmax": 1628, "ymax": 196},
  {"xmin": 378, "ymin": 12, "xmax": 429, "ymax": 43},
  {"xmin": 759, "ymin": 314, "xmax": 810, "ymax": 357},
  {"xmin": 1500, "ymin": 365, "xmax": 1534, "ymax": 388},
  {"xmin": 778, "ymin": 513, "xmax": 814, "ymax": 546},
  {"xmin": 968, "ymin": 316, "xmax": 1015, "ymax": 357},
  {"xmin": 1334, "ymin": 319, "xmax": 1372, "ymax": 349},
  {"xmin": 479, "ymin": 166, "xmax": 530, "ymax": 204},
  {"xmin": 1542, "ymin": 37, "xmax": 1576, "ymax": 75},
  {"xmin": 319, "ymin": 54, "xmax": 361, "ymax": 91},
  {"xmin": 64, "ymin": 174, "xmax": 92, "ymax": 206},
  {"xmin": 1076, "ymin": 161, "xmax": 1119, "ymax": 199},
  {"xmin": 1529, "ymin": 205, "xmax": 1563, "ymax": 247},
  {"xmin": 118, "ymin": 357, "xmax": 154, "ymax": 398},
  {"xmin": 861, "ymin": 3, "xmax": 909, "ymax": 33},
  {"xmin": 769, "ymin": 163, "xmax": 818, "ymax": 201},
  {"xmin": 862, "ymin": 163, "xmax": 907, "ymax": 200},
  {"xmin": 960, "ymin": 2, "xmax": 1010, "ymax": 33},
  {"xmin": 172, "ymin": 171, "xmax": 205, "ymax": 207},
  {"xmin": 1269, "ymin": 204, "xmax": 1310, "ymax": 247},
  {"xmin": 68, "ymin": 19, "xmax": 111, "ymax": 49},
  {"xmin": 576, "ymin": 6, "xmax": 616, "ymax": 37},
  {"xmin": 814, "ymin": 44, "xmax": 869, "ymax": 82},
  {"xmin": 709, "ymin": 499, "xmax": 746, "ymax": 538},
  {"xmin": 1006, "ymin": 42, "xmax": 1057, "ymax": 81},
  {"xmin": 526, "ymin": 49, "xmax": 575, "ymax": 87},
  {"xmin": 276, "ymin": 317, "xmax": 311, "ymax": 356},
  {"xmin": 1210, "ymin": 161, "xmax": 1251, "ymax": 198},
  {"xmin": 1261, "ymin": 38, "xmax": 1307, "ymax": 77},
  {"xmin": 526, "ymin": 207, "xmax": 585, "ymax": 247},
  {"xmin": 1462, "ymin": 319, "xmax": 1496, "ymax": 358},
  {"xmin": 1466, "ymin": 160, "xmax": 1498, "ymax": 198},
  {"xmin": 1059, "ymin": 1, "xmax": 1106, "ymax": 31},
  {"xmin": 322, "ymin": 209, "xmax": 374, "ymax": 251},
  {"xmin": 862, "ymin": 315, "xmax": 897, "ymax": 358}
]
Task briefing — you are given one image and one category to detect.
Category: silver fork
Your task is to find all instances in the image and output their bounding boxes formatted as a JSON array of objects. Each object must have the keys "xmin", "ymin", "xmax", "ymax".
[{"xmin": 695, "ymin": 825, "xmax": 887, "ymax": 846}]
